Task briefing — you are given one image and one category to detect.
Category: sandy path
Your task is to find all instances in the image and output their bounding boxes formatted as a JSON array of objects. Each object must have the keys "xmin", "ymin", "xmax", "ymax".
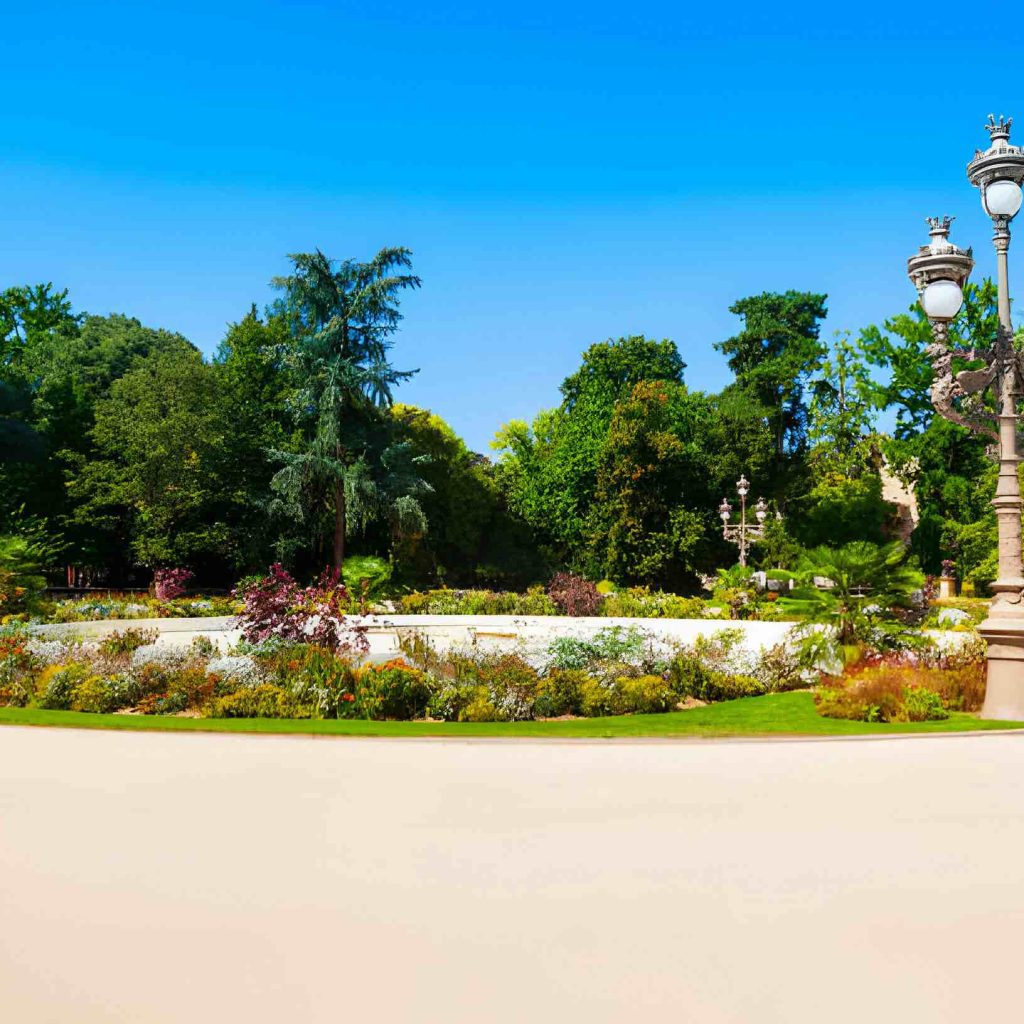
[{"xmin": 1, "ymin": 726, "xmax": 1022, "ymax": 1022}]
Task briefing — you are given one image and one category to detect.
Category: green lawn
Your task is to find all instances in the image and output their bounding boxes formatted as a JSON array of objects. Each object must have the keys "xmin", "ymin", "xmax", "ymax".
[{"xmin": 0, "ymin": 692, "xmax": 1020, "ymax": 738}]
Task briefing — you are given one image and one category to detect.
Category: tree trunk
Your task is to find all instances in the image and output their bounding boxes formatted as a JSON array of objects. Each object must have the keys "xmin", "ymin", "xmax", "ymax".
[{"xmin": 333, "ymin": 481, "xmax": 345, "ymax": 574}]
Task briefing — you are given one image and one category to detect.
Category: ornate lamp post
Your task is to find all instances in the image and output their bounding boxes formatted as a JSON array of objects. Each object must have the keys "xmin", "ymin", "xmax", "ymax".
[
  {"xmin": 718, "ymin": 475, "xmax": 769, "ymax": 567},
  {"xmin": 906, "ymin": 114, "xmax": 1024, "ymax": 720}
]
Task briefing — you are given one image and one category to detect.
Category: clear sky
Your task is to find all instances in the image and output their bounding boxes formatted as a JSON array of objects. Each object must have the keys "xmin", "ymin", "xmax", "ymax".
[{"xmin": 2, "ymin": 1, "xmax": 1017, "ymax": 451}]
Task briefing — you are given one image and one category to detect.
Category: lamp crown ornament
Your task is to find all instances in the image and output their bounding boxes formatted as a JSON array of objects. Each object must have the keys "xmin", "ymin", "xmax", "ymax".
[
  {"xmin": 927, "ymin": 214, "xmax": 954, "ymax": 235},
  {"xmin": 985, "ymin": 114, "xmax": 1013, "ymax": 145},
  {"xmin": 925, "ymin": 216, "xmax": 962, "ymax": 253},
  {"xmin": 969, "ymin": 112, "xmax": 1024, "ymax": 192},
  {"xmin": 907, "ymin": 217, "xmax": 974, "ymax": 298}
]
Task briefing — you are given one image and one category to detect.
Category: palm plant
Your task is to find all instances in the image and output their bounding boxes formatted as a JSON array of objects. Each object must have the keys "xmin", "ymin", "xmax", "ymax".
[{"xmin": 781, "ymin": 540, "xmax": 923, "ymax": 646}]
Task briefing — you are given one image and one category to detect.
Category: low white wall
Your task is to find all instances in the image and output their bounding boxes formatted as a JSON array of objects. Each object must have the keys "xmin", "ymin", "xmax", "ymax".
[
  {"xmin": 35, "ymin": 614, "xmax": 797, "ymax": 660},
  {"xmin": 36, "ymin": 616, "xmax": 242, "ymax": 647},
  {"xmin": 32, "ymin": 614, "xmax": 969, "ymax": 665}
]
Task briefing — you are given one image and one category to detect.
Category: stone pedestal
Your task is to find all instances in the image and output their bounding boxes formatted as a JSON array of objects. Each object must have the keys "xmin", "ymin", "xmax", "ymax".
[
  {"xmin": 979, "ymin": 612, "xmax": 1024, "ymax": 720},
  {"xmin": 938, "ymin": 576, "xmax": 956, "ymax": 599}
]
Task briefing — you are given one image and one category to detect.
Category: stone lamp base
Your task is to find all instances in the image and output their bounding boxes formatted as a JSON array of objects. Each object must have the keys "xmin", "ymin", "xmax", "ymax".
[{"xmin": 980, "ymin": 612, "xmax": 1024, "ymax": 720}]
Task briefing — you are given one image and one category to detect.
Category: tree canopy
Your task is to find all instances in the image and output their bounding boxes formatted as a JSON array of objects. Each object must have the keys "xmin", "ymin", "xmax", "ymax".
[{"xmin": 0, "ymin": 262, "xmax": 1006, "ymax": 597}]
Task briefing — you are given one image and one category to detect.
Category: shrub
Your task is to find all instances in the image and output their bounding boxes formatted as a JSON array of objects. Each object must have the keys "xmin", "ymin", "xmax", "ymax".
[
  {"xmin": 668, "ymin": 652, "xmax": 765, "ymax": 702},
  {"xmin": 0, "ymin": 629, "xmax": 39, "ymax": 707},
  {"xmin": 927, "ymin": 665, "xmax": 985, "ymax": 713},
  {"xmin": 578, "ymin": 676, "xmax": 616, "ymax": 717},
  {"xmin": 459, "ymin": 686, "xmax": 503, "ymax": 722},
  {"xmin": 70, "ymin": 675, "xmax": 122, "ymax": 714},
  {"xmin": 423, "ymin": 652, "xmax": 539, "ymax": 721},
  {"xmin": 131, "ymin": 644, "xmax": 188, "ymax": 670},
  {"xmin": 0, "ymin": 534, "xmax": 48, "ymax": 616},
  {"xmin": 534, "ymin": 668, "xmax": 589, "ymax": 717},
  {"xmin": 547, "ymin": 573, "xmax": 603, "ymax": 617},
  {"xmin": 545, "ymin": 636, "xmax": 597, "ymax": 671},
  {"xmin": 601, "ymin": 588, "xmax": 705, "ymax": 619},
  {"xmin": 397, "ymin": 585, "xmax": 712, "ymax": 619},
  {"xmin": 210, "ymin": 684, "xmax": 308, "ymax": 719},
  {"xmin": 37, "ymin": 663, "xmax": 93, "ymax": 710},
  {"xmin": 355, "ymin": 659, "xmax": 432, "ymax": 720},
  {"xmin": 26, "ymin": 637, "xmax": 70, "ymax": 666},
  {"xmin": 234, "ymin": 564, "xmax": 367, "ymax": 655},
  {"xmin": 264, "ymin": 644, "xmax": 357, "ymax": 718},
  {"xmin": 904, "ymin": 686, "xmax": 948, "ymax": 722},
  {"xmin": 427, "ymin": 680, "xmax": 479, "ymax": 721},
  {"xmin": 127, "ymin": 661, "xmax": 174, "ymax": 701},
  {"xmin": 546, "ymin": 627, "xmax": 648, "ymax": 671},
  {"xmin": 99, "ymin": 628, "xmax": 159, "ymax": 658},
  {"xmin": 752, "ymin": 643, "xmax": 811, "ymax": 693},
  {"xmin": 121, "ymin": 660, "xmax": 214, "ymax": 715},
  {"xmin": 397, "ymin": 588, "xmax": 559, "ymax": 616},
  {"xmin": 814, "ymin": 666, "xmax": 950, "ymax": 723},
  {"xmin": 164, "ymin": 665, "xmax": 215, "ymax": 712},
  {"xmin": 153, "ymin": 567, "xmax": 193, "ymax": 601},
  {"xmin": 482, "ymin": 655, "xmax": 539, "ymax": 721},
  {"xmin": 611, "ymin": 675, "xmax": 675, "ymax": 714},
  {"xmin": 341, "ymin": 555, "xmax": 393, "ymax": 606},
  {"xmin": 189, "ymin": 635, "xmax": 219, "ymax": 658},
  {"xmin": 41, "ymin": 594, "xmax": 238, "ymax": 623},
  {"xmin": 205, "ymin": 654, "xmax": 263, "ymax": 689}
]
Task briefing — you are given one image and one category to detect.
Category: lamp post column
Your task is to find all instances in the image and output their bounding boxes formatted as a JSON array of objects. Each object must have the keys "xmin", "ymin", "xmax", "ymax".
[
  {"xmin": 968, "ymin": 117, "xmax": 1024, "ymax": 718},
  {"xmin": 979, "ymin": 215, "xmax": 1024, "ymax": 717},
  {"xmin": 738, "ymin": 489, "xmax": 748, "ymax": 567}
]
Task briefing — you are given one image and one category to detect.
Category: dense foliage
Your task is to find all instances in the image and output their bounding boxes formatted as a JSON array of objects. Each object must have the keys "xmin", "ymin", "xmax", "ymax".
[{"xmin": 0, "ymin": 255, "xmax": 1010, "ymax": 599}]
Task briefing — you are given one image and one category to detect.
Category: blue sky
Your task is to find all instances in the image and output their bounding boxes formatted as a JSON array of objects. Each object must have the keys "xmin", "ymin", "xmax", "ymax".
[{"xmin": 1, "ymin": 1, "xmax": 1017, "ymax": 450}]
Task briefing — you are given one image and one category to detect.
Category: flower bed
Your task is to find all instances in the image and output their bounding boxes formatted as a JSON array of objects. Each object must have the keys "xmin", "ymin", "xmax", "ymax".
[
  {"xmin": 813, "ymin": 635, "xmax": 986, "ymax": 722},
  {"xmin": 0, "ymin": 622, "xmax": 813, "ymax": 723},
  {"xmin": 28, "ymin": 594, "xmax": 241, "ymax": 624},
  {"xmin": 395, "ymin": 586, "xmax": 771, "ymax": 620}
]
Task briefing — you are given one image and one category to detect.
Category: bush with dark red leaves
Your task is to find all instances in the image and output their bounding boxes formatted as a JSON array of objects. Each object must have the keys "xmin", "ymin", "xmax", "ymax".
[
  {"xmin": 153, "ymin": 567, "xmax": 193, "ymax": 601},
  {"xmin": 546, "ymin": 572, "xmax": 604, "ymax": 617},
  {"xmin": 233, "ymin": 564, "xmax": 368, "ymax": 655}
]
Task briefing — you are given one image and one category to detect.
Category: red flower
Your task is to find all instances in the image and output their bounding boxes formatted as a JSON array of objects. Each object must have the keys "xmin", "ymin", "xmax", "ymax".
[{"xmin": 341, "ymin": 693, "xmax": 355, "ymax": 702}]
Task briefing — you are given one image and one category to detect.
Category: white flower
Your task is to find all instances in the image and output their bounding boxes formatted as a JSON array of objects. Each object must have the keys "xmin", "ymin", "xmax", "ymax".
[
  {"xmin": 26, "ymin": 639, "xmax": 69, "ymax": 665},
  {"xmin": 131, "ymin": 644, "xmax": 187, "ymax": 668},
  {"xmin": 206, "ymin": 655, "xmax": 263, "ymax": 686}
]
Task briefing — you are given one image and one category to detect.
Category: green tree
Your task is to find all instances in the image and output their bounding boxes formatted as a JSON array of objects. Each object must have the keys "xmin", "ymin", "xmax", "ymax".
[
  {"xmin": 213, "ymin": 307, "xmax": 297, "ymax": 570},
  {"xmin": 68, "ymin": 342, "xmax": 231, "ymax": 569},
  {"xmin": 590, "ymin": 380, "xmax": 705, "ymax": 588},
  {"xmin": 859, "ymin": 280, "xmax": 999, "ymax": 438},
  {"xmin": 493, "ymin": 336, "xmax": 686, "ymax": 563},
  {"xmin": 0, "ymin": 284, "xmax": 81, "ymax": 531},
  {"xmin": 715, "ymin": 290, "xmax": 829, "ymax": 459},
  {"xmin": 807, "ymin": 332, "xmax": 876, "ymax": 470},
  {"xmin": 269, "ymin": 248, "xmax": 424, "ymax": 571},
  {"xmin": 391, "ymin": 405, "xmax": 541, "ymax": 586},
  {"xmin": 797, "ymin": 332, "xmax": 889, "ymax": 547},
  {"xmin": 860, "ymin": 282, "xmax": 999, "ymax": 577},
  {"xmin": 0, "ymin": 310, "xmax": 199, "ymax": 564},
  {"xmin": 0, "ymin": 283, "xmax": 78, "ymax": 366}
]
